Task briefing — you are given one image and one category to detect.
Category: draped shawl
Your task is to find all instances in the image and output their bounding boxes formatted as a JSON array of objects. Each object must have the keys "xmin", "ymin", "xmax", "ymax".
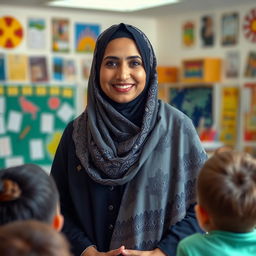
[{"xmin": 73, "ymin": 23, "xmax": 207, "ymax": 250}]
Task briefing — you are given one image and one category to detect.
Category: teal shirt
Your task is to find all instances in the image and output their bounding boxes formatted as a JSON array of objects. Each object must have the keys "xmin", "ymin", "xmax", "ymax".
[{"xmin": 177, "ymin": 230, "xmax": 256, "ymax": 256}]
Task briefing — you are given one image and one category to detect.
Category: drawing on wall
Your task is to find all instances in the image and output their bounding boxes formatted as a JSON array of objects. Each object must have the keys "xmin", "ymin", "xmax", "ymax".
[
  {"xmin": 200, "ymin": 15, "xmax": 215, "ymax": 47},
  {"xmin": 29, "ymin": 56, "xmax": 48, "ymax": 82},
  {"xmin": 244, "ymin": 83, "xmax": 256, "ymax": 141},
  {"xmin": 64, "ymin": 59, "xmax": 76, "ymax": 82},
  {"xmin": 243, "ymin": 8, "xmax": 256, "ymax": 43},
  {"xmin": 8, "ymin": 54, "xmax": 28, "ymax": 81},
  {"xmin": 225, "ymin": 51, "xmax": 240, "ymax": 78},
  {"xmin": 221, "ymin": 12, "xmax": 239, "ymax": 46},
  {"xmin": 27, "ymin": 18, "xmax": 46, "ymax": 49},
  {"xmin": 169, "ymin": 86, "xmax": 213, "ymax": 140},
  {"xmin": 52, "ymin": 18, "xmax": 70, "ymax": 52},
  {"xmin": 0, "ymin": 85, "xmax": 76, "ymax": 168},
  {"xmin": 182, "ymin": 21, "xmax": 195, "ymax": 47},
  {"xmin": 0, "ymin": 54, "xmax": 6, "ymax": 81},
  {"xmin": 244, "ymin": 51, "xmax": 256, "ymax": 77},
  {"xmin": 81, "ymin": 57, "xmax": 92, "ymax": 80},
  {"xmin": 53, "ymin": 57, "xmax": 64, "ymax": 81},
  {"xmin": 75, "ymin": 23, "xmax": 100, "ymax": 53},
  {"xmin": 0, "ymin": 16, "xmax": 23, "ymax": 49},
  {"xmin": 219, "ymin": 87, "xmax": 240, "ymax": 146}
]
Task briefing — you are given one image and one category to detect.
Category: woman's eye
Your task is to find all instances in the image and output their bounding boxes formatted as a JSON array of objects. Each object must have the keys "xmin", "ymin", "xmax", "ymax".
[
  {"xmin": 130, "ymin": 60, "xmax": 142, "ymax": 67},
  {"xmin": 105, "ymin": 61, "xmax": 118, "ymax": 67}
]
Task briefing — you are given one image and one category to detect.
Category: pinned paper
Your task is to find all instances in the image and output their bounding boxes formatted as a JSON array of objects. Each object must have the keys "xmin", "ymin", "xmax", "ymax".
[
  {"xmin": 30, "ymin": 139, "xmax": 44, "ymax": 160},
  {"xmin": 0, "ymin": 136, "xmax": 12, "ymax": 157},
  {"xmin": 7, "ymin": 111, "xmax": 22, "ymax": 133},
  {"xmin": 41, "ymin": 113, "xmax": 54, "ymax": 133},
  {"xmin": 5, "ymin": 156, "xmax": 24, "ymax": 167},
  {"xmin": 0, "ymin": 96, "xmax": 5, "ymax": 114},
  {"xmin": 0, "ymin": 115, "xmax": 6, "ymax": 134},
  {"xmin": 57, "ymin": 103, "xmax": 74, "ymax": 122}
]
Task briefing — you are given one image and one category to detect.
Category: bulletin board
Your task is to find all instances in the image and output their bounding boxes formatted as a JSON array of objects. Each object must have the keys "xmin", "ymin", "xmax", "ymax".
[{"xmin": 0, "ymin": 84, "xmax": 76, "ymax": 168}]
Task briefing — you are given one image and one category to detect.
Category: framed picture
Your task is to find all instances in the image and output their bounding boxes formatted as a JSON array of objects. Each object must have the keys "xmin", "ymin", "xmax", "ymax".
[
  {"xmin": 221, "ymin": 12, "xmax": 239, "ymax": 46},
  {"xmin": 182, "ymin": 21, "xmax": 196, "ymax": 47},
  {"xmin": 200, "ymin": 15, "xmax": 215, "ymax": 47},
  {"xmin": 225, "ymin": 51, "xmax": 240, "ymax": 78}
]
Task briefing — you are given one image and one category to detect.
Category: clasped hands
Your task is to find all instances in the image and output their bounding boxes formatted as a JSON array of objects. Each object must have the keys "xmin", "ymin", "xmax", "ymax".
[{"xmin": 83, "ymin": 245, "xmax": 166, "ymax": 256}]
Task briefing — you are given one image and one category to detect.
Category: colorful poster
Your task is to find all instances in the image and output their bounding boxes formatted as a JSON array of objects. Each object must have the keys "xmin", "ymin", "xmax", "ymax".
[
  {"xmin": 200, "ymin": 15, "xmax": 215, "ymax": 47},
  {"xmin": 244, "ymin": 51, "xmax": 256, "ymax": 78},
  {"xmin": 221, "ymin": 12, "xmax": 239, "ymax": 46},
  {"xmin": 53, "ymin": 57, "xmax": 64, "ymax": 81},
  {"xmin": 29, "ymin": 56, "xmax": 48, "ymax": 82},
  {"xmin": 0, "ymin": 16, "xmax": 23, "ymax": 49},
  {"xmin": 169, "ymin": 86, "xmax": 213, "ymax": 139},
  {"xmin": 244, "ymin": 83, "xmax": 256, "ymax": 141},
  {"xmin": 219, "ymin": 87, "xmax": 240, "ymax": 146},
  {"xmin": 75, "ymin": 23, "xmax": 100, "ymax": 53},
  {"xmin": 225, "ymin": 51, "xmax": 240, "ymax": 78},
  {"xmin": 0, "ymin": 54, "xmax": 6, "ymax": 81},
  {"xmin": 8, "ymin": 54, "xmax": 28, "ymax": 81},
  {"xmin": 0, "ymin": 84, "xmax": 76, "ymax": 168},
  {"xmin": 81, "ymin": 57, "xmax": 92, "ymax": 80},
  {"xmin": 243, "ymin": 8, "xmax": 256, "ymax": 43},
  {"xmin": 182, "ymin": 21, "xmax": 195, "ymax": 47},
  {"xmin": 27, "ymin": 18, "xmax": 46, "ymax": 49},
  {"xmin": 52, "ymin": 18, "xmax": 70, "ymax": 52}
]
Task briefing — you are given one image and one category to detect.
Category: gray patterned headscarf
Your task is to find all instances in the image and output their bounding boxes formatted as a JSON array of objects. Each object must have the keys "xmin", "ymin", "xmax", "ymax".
[{"xmin": 73, "ymin": 23, "xmax": 207, "ymax": 250}]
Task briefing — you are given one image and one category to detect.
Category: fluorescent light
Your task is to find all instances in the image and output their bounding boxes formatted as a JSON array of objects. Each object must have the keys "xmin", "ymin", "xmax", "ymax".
[{"xmin": 48, "ymin": 0, "xmax": 179, "ymax": 12}]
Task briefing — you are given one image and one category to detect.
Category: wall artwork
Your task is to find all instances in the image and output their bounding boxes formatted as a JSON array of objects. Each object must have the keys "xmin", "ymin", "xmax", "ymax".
[
  {"xmin": 243, "ymin": 83, "xmax": 256, "ymax": 141},
  {"xmin": 75, "ymin": 23, "xmax": 100, "ymax": 53},
  {"xmin": 221, "ymin": 12, "xmax": 239, "ymax": 46},
  {"xmin": 29, "ymin": 56, "xmax": 48, "ymax": 82},
  {"xmin": 243, "ymin": 8, "xmax": 256, "ymax": 43},
  {"xmin": 225, "ymin": 51, "xmax": 240, "ymax": 78},
  {"xmin": 182, "ymin": 21, "xmax": 196, "ymax": 47},
  {"xmin": 0, "ymin": 85, "xmax": 76, "ymax": 168},
  {"xmin": 0, "ymin": 16, "xmax": 23, "ymax": 49},
  {"xmin": 27, "ymin": 18, "xmax": 46, "ymax": 49},
  {"xmin": 7, "ymin": 54, "xmax": 28, "ymax": 81},
  {"xmin": 52, "ymin": 18, "xmax": 70, "ymax": 52},
  {"xmin": 169, "ymin": 86, "xmax": 214, "ymax": 140},
  {"xmin": 244, "ymin": 51, "xmax": 256, "ymax": 78},
  {"xmin": 200, "ymin": 14, "xmax": 215, "ymax": 47}
]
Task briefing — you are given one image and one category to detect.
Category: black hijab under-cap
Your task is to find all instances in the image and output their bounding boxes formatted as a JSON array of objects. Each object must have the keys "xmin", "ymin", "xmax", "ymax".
[{"xmin": 95, "ymin": 23, "xmax": 152, "ymax": 127}]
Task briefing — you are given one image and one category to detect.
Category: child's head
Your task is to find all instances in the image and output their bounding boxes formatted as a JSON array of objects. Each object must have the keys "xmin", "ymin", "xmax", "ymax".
[
  {"xmin": 0, "ymin": 164, "xmax": 63, "ymax": 230},
  {"xmin": 0, "ymin": 220, "xmax": 71, "ymax": 256},
  {"xmin": 196, "ymin": 151, "xmax": 256, "ymax": 232}
]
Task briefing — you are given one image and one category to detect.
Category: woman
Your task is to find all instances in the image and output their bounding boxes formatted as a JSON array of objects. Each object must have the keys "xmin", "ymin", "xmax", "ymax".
[{"xmin": 51, "ymin": 23, "xmax": 207, "ymax": 256}]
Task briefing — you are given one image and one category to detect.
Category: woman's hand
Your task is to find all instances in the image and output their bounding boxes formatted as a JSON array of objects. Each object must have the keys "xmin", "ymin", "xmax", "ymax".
[
  {"xmin": 121, "ymin": 248, "xmax": 167, "ymax": 256},
  {"xmin": 82, "ymin": 245, "xmax": 125, "ymax": 256}
]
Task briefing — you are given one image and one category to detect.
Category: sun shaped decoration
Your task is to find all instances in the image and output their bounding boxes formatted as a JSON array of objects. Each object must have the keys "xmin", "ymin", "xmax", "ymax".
[
  {"xmin": 0, "ymin": 16, "xmax": 23, "ymax": 49},
  {"xmin": 243, "ymin": 8, "xmax": 256, "ymax": 43}
]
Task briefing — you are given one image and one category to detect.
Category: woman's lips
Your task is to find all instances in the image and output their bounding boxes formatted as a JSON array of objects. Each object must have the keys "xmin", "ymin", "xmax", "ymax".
[{"xmin": 112, "ymin": 83, "xmax": 134, "ymax": 92}]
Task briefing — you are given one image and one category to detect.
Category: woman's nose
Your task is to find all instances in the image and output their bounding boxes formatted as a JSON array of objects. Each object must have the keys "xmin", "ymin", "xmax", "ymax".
[{"xmin": 116, "ymin": 63, "xmax": 130, "ymax": 80}]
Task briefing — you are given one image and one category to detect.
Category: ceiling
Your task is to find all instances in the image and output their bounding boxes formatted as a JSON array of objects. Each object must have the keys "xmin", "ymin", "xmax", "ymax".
[{"xmin": 0, "ymin": 0, "xmax": 255, "ymax": 17}]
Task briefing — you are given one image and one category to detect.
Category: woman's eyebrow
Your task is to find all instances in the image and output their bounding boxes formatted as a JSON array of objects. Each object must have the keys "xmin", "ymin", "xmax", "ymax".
[{"xmin": 103, "ymin": 55, "xmax": 142, "ymax": 61}]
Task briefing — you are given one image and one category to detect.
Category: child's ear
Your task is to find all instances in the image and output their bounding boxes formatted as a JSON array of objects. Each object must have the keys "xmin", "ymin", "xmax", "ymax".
[
  {"xmin": 194, "ymin": 204, "xmax": 211, "ymax": 231},
  {"xmin": 52, "ymin": 213, "xmax": 64, "ymax": 232}
]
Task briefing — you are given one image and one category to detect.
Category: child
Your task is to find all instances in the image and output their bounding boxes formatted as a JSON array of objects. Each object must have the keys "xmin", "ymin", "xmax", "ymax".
[
  {"xmin": 0, "ymin": 220, "xmax": 71, "ymax": 256},
  {"xmin": 0, "ymin": 164, "xmax": 63, "ymax": 231},
  {"xmin": 177, "ymin": 151, "xmax": 256, "ymax": 256}
]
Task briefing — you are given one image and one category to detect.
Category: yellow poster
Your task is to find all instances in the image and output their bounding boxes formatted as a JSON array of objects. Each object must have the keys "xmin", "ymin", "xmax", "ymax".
[
  {"xmin": 8, "ymin": 54, "xmax": 28, "ymax": 81},
  {"xmin": 219, "ymin": 87, "xmax": 239, "ymax": 146}
]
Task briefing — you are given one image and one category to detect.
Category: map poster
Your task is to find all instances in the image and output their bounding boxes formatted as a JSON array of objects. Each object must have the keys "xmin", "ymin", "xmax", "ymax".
[{"xmin": 169, "ymin": 86, "xmax": 213, "ymax": 138}]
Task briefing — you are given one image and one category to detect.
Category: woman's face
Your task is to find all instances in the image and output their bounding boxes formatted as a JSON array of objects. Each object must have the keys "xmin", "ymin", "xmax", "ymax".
[{"xmin": 100, "ymin": 37, "xmax": 146, "ymax": 103}]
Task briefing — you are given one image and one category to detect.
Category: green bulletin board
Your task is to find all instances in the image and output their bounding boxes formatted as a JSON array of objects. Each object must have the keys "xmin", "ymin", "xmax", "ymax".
[{"xmin": 0, "ymin": 84, "xmax": 76, "ymax": 168}]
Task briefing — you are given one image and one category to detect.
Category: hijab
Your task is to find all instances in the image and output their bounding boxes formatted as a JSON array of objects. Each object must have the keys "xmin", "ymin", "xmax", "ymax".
[
  {"xmin": 95, "ymin": 23, "xmax": 152, "ymax": 126},
  {"xmin": 73, "ymin": 23, "xmax": 158, "ymax": 184}
]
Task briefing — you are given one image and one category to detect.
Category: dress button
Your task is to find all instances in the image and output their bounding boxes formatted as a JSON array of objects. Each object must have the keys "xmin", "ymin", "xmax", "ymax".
[
  {"xmin": 109, "ymin": 186, "xmax": 114, "ymax": 191},
  {"xmin": 108, "ymin": 205, "xmax": 114, "ymax": 211},
  {"xmin": 108, "ymin": 224, "xmax": 114, "ymax": 230}
]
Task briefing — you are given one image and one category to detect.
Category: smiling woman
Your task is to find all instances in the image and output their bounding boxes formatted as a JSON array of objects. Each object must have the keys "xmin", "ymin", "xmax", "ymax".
[{"xmin": 51, "ymin": 23, "xmax": 208, "ymax": 256}]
